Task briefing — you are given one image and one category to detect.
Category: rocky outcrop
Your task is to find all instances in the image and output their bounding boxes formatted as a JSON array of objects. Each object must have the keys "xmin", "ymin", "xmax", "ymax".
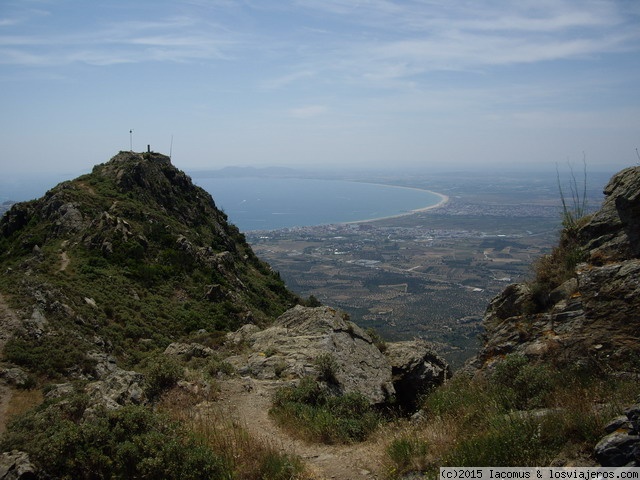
[
  {"xmin": 226, "ymin": 305, "xmax": 450, "ymax": 408},
  {"xmin": 164, "ymin": 342, "xmax": 215, "ymax": 358},
  {"xmin": 475, "ymin": 166, "xmax": 640, "ymax": 371},
  {"xmin": 0, "ymin": 451, "xmax": 37, "ymax": 480},
  {"xmin": 227, "ymin": 305, "xmax": 394, "ymax": 404},
  {"xmin": 595, "ymin": 403, "xmax": 640, "ymax": 466},
  {"xmin": 44, "ymin": 353, "xmax": 145, "ymax": 411},
  {"xmin": 385, "ymin": 341, "xmax": 451, "ymax": 411}
]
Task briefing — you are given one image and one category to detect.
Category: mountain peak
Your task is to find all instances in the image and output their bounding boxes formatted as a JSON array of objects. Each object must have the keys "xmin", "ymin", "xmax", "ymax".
[{"xmin": 0, "ymin": 151, "xmax": 298, "ymax": 379}]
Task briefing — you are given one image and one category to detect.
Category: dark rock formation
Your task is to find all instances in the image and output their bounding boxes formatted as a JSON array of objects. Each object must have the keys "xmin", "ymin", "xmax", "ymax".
[
  {"xmin": 595, "ymin": 403, "xmax": 640, "ymax": 466},
  {"xmin": 385, "ymin": 340, "xmax": 451, "ymax": 411},
  {"xmin": 475, "ymin": 166, "xmax": 640, "ymax": 371}
]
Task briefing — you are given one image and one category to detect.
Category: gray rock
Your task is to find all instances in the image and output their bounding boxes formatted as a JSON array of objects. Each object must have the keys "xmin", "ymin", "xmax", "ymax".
[
  {"xmin": 226, "ymin": 324, "xmax": 260, "ymax": 345},
  {"xmin": 164, "ymin": 342, "xmax": 215, "ymax": 358},
  {"xmin": 474, "ymin": 165, "xmax": 640, "ymax": 371},
  {"xmin": 385, "ymin": 340, "xmax": 451, "ymax": 411},
  {"xmin": 605, "ymin": 415, "xmax": 633, "ymax": 434},
  {"xmin": 228, "ymin": 305, "xmax": 395, "ymax": 404},
  {"xmin": 86, "ymin": 352, "xmax": 119, "ymax": 378},
  {"xmin": 0, "ymin": 367, "xmax": 30, "ymax": 388},
  {"xmin": 580, "ymin": 165, "xmax": 640, "ymax": 262},
  {"xmin": 84, "ymin": 364, "xmax": 145, "ymax": 409},
  {"xmin": 594, "ymin": 431, "xmax": 640, "ymax": 467},
  {"xmin": 0, "ymin": 451, "xmax": 37, "ymax": 480}
]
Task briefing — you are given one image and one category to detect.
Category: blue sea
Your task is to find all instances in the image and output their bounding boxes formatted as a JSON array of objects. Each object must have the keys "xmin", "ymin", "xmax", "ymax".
[
  {"xmin": 194, "ymin": 177, "xmax": 443, "ymax": 231},
  {"xmin": 0, "ymin": 174, "xmax": 443, "ymax": 232}
]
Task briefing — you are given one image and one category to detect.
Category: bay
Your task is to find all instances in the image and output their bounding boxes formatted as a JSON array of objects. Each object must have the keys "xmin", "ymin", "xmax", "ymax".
[{"xmin": 194, "ymin": 177, "xmax": 445, "ymax": 232}]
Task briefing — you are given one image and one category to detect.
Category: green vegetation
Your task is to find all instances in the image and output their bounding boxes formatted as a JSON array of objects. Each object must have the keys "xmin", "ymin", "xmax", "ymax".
[
  {"xmin": 0, "ymin": 153, "xmax": 306, "ymax": 477},
  {"xmin": 142, "ymin": 354, "xmax": 183, "ymax": 401},
  {"xmin": 0, "ymin": 153, "xmax": 298, "ymax": 380},
  {"xmin": 1, "ymin": 398, "xmax": 228, "ymax": 480},
  {"xmin": 383, "ymin": 354, "xmax": 638, "ymax": 478},
  {"xmin": 313, "ymin": 352, "xmax": 340, "ymax": 383},
  {"xmin": 270, "ymin": 376, "xmax": 382, "ymax": 444},
  {"xmin": 3, "ymin": 383, "xmax": 313, "ymax": 480},
  {"xmin": 366, "ymin": 327, "xmax": 388, "ymax": 353}
]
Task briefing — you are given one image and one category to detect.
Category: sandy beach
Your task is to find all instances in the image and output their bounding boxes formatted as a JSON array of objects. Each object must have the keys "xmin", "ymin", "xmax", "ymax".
[{"xmin": 343, "ymin": 187, "xmax": 449, "ymax": 225}]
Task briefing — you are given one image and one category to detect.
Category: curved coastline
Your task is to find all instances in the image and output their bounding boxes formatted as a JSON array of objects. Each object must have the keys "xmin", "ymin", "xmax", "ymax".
[{"xmin": 341, "ymin": 184, "xmax": 449, "ymax": 225}]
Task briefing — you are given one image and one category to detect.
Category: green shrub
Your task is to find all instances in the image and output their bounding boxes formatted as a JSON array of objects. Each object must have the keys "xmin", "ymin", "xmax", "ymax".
[
  {"xmin": 271, "ymin": 377, "xmax": 381, "ymax": 444},
  {"xmin": 314, "ymin": 353, "xmax": 340, "ymax": 383},
  {"xmin": 206, "ymin": 355, "xmax": 235, "ymax": 377},
  {"xmin": 143, "ymin": 355, "xmax": 183, "ymax": 400},
  {"xmin": 4, "ymin": 335, "xmax": 95, "ymax": 379},
  {"xmin": 423, "ymin": 374, "xmax": 501, "ymax": 426},
  {"xmin": 258, "ymin": 451, "xmax": 306, "ymax": 480},
  {"xmin": 444, "ymin": 415, "xmax": 559, "ymax": 467},
  {"xmin": 1, "ymin": 402, "xmax": 228, "ymax": 479},
  {"xmin": 366, "ymin": 327, "xmax": 388, "ymax": 353},
  {"xmin": 490, "ymin": 354, "xmax": 558, "ymax": 410}
]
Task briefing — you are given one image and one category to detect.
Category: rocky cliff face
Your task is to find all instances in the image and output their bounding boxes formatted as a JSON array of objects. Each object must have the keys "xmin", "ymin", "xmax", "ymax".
[{"xmin": 474, "ymin": 166, "xmax": 640, "ymax": 372}]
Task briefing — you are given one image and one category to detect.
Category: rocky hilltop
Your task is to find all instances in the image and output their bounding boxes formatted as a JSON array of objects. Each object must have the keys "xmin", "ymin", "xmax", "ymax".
[{"xmin": 0, "ymin": 151, "xmax": 299, "ymax": 361}]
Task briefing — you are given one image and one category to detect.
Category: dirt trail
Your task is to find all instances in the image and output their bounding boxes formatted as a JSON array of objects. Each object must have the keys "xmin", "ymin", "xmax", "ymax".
[
  {"xmin": 0, "ymin": 293, "xmax": 22, "ymax": 434},
  {"xmin": 216, "ymin": 377, "xmax": 385, "ymax": 480}
]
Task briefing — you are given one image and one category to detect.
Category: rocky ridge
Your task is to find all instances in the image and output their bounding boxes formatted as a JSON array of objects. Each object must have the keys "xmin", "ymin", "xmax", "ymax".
[
  {"xmin": 472, "ymin": 165, "xmax": 640, "ymax": 466},
  {"xmin": 475, "ymin": 165, "xmax": 640, "ymax": 371}
]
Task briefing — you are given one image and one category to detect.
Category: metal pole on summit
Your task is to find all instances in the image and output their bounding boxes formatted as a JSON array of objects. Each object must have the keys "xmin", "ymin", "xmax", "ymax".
[{"xmin": 130, "ymin": 130, "xmax": 133, "ymax": 151}]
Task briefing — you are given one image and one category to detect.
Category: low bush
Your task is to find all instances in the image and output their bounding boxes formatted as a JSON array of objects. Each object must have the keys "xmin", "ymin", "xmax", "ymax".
[
  {"xmin": 490, "ymin": 353, "xmax": 558, "ymax": 410},
  {"xmin": 142, "ymin": 354, "xmax": 183, "ymax": 401},
  {"xmin": 4, "ymin": 334, "xmax": 95, "ymax": 379},
  {"xmin": 271, "ymin": 376, "xmax": 381, "ymax": 444},
  {"xmin": 1, "ymin": 400, "xmax": 227, "ymax": 479},
  {"xmin": 314, "ymin": 353, "xmax": 340, "ymax": 383}
]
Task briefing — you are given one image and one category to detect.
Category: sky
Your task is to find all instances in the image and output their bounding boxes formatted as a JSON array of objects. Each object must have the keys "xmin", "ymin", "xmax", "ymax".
[{"xmin": 1, "ymin": 0, "xmax": 640, "ymax": 178}]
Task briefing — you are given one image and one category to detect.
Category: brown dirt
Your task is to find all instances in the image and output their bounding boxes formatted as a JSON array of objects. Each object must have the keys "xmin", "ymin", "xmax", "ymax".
[{"xmin": 215, "ymin": 377, "xmax": 386, "ymax": 480}]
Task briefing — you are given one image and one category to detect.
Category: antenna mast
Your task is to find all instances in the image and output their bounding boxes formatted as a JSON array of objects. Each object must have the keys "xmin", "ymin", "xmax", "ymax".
[{"xmin": 129, "ymin": 129, "xmax": 134, "ymax": 151}]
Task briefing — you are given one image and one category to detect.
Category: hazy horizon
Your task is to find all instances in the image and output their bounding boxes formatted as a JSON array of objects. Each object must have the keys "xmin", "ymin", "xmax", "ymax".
[{"xmin": 1, "ymin": 1, "xmax": 639, "ymax": 176}]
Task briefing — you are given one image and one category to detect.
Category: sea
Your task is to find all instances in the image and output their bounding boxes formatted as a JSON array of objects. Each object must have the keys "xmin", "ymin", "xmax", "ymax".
[
  {"xmin": 0, "ymin": 174, "xmax": 443, "ymax": 232},
  {"xmin": 193, "ymin": 177, "xmax": 443, "ymax": 232}
]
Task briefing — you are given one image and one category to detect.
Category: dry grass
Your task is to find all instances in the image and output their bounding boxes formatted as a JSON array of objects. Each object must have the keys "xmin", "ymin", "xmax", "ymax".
[
  {"xmin": 158, "ymin": 385, "xmax": 314, "ymax": 480},
  {"xmin": 381, "ymin": 357, "xmax": 639, "ymax": 478},
  {"xmin": 4, "ymin": 387, "xmax": 43, "ymax": 424}
]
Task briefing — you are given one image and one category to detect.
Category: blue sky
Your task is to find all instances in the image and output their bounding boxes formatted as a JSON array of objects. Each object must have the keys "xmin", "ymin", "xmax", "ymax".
[{"xmin": 1, "ymin": 0, "xmax": 639, "ymax": 176}]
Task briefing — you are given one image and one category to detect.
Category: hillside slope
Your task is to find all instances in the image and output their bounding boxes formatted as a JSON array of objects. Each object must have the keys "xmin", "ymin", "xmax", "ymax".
[{"xmin": 0, "ymin": 151, "xmax": 299, "ymax": 380}]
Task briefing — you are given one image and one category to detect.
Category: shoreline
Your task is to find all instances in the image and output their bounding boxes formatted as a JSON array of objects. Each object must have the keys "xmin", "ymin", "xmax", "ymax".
[{"xmin": 342, "ymin": 189, "xmax": 449, "ymax": 225}]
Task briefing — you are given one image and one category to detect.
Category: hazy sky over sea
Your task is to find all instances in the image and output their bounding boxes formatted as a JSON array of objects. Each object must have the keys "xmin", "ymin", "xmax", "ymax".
[{"xmin": 1, "ymin": 1, "xmax": 639, "ymax": 175}]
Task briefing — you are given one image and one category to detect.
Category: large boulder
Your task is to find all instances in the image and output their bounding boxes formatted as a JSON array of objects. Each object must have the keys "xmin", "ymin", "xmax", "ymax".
[
  {"xmin": 385, "ymin": 340, "xmax": 452, "ymax": 411},
  {"xmin": 227, "ymin": 305, "xmax": 395, "ymax": 404},
  {"xmin": 226, "ymin": 305, "xmax": 452, "ymax": 408}
]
